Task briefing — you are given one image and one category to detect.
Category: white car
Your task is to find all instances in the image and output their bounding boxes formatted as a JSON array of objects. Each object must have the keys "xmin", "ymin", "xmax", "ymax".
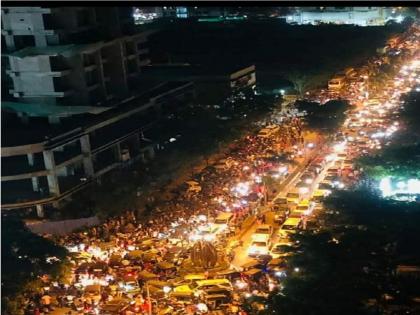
[
  {"xmin": 248, "ymin": 235, "xmax": 270, "ymax": 257},
  {"xmin": 253, "ymin": 225, "xmax": 273, "ymax": 238}
]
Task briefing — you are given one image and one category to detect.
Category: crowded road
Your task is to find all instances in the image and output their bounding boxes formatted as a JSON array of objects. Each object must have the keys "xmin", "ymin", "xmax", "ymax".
[{"xmin": 26, "ymin": 23, "xmax": 420, "ymax": 315}]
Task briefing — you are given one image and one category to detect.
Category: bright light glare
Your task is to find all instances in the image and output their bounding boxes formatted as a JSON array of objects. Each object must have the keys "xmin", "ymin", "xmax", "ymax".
[
  {"xmin": 395, "ymin": 15, "xmax": 404, "ymax": 23},
  {"xmin": 379, "ymin": 177, "xmax": 392, "ymax": 197},
  {"xmin": 407, "ymin": 179, "xmax": 420, "ymax": 194},
  {"xmin": 299, "ymin": 187, "xmax": 309, "ymax": 194}
]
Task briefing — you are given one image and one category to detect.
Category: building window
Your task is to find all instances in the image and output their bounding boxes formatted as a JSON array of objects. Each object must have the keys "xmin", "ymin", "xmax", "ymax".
[
  {"xmin": 83, "ymin": 53, "xmax": 96, "ymax": 67},
  {"xmin": 176, "ymin": 7, "xmax": 188, "ymax": 18},
  {"xmin": 42, "ymin": 13, "xmax": 54, "ymax": 29},
  {"xmin": 13, "ymin": 35, "xmax": 35, "ymax": 50},
  {"xmin": 77, "ymin": 10, "xmax": 91, "ymax": 27},
  {"xmin": 125, "ymin": 42, "xmax": 136, "ymax": 56},
  {"xmin": 136, "ymin": 42, "xmax": 147, "ymax": 51},
  {"xmin": 126, "ymin": 59, "xmax": 138, "ymax": 74},
  {"xmin": 53, "ymin": 77, "xmax": 69, "ymax": 92},
  {"xmin": 50, "ymin": 56, "xmax": 68, "ymax": 71},
  {"xmin": 85, "ymin": 69, "xmax": 99, "ymax": 86}
]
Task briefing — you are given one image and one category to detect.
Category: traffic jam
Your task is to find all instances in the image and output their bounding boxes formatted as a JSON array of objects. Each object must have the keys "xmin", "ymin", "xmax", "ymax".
[{"xmin": 30, "ymin": 24, "xmax": 419, "ymax": 315}]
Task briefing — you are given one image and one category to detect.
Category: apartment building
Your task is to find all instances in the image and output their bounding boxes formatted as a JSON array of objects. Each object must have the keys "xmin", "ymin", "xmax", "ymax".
[
  {"xmin": 1, "ymin": 81, "xmax": 195, "ymax": 215},
  {"xmin": 1, "ymin": 6, "xmax": 196, "ymax": 215},
  {"xmin": 4, "ymin": 32, "xmax": 152, "ymax": 107},
  {"xmin": 286, "ymin": 7, "xmax": 391, "ymax": 26},
  {"xmin": 1, "ymin": 6, "xmax": 134, "ymax": 50}
]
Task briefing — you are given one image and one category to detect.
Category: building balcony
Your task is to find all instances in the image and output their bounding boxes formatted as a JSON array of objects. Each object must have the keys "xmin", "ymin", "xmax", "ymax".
[
  {"xmin": 125, "ymin": 54, "xmax": 137, "ymax": 60},
  {"xmin": 139, "ymin": 59, "xmax": 151, "ymax": 67},
  {"xmin": 10, "ymin": 89, "xmax": 74, "ymax": 98},
  {"xmin": 137, "ymin": 48, "xmax": 149, "ymax": 55},
  {"xmin": 86, "ymin": 83, "xmax": 100, "ymax": 91},
  {"xmin": 84, "ymin": 64, "xmax": 98, "ymax": 71},
  {"xmin": 7, "ymin": 69, "xmax": 71, "ymax": 77}
]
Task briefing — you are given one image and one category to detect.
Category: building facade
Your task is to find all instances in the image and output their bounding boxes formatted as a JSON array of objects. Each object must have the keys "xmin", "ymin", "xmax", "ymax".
[
  {"xmin": 4, "ymin": 32, "xmax": 152, "ymax": 106},
  {"xmin": 1, "ymin": 81, "xmax": 195, "ymax": 215},
  {"xmin": 1, "ymin": 7, "xmax": 134, "ymax": 50},
  {"xmin": 286, "ymin": 7, "xmax": 390, "ymax": 26},
  {"xmin": 1, "ymin": 6, "xmax": 196, "ymax": 215}
]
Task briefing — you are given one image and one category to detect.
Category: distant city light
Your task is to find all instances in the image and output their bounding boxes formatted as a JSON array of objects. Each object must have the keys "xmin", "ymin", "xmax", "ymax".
[
  {"xmin": 379, "ymin": 177, "xmax": 420, "ymax": 199},
  {"xmin": 395, "ymin": 15, "xmax": 404, "ymax": 23}
]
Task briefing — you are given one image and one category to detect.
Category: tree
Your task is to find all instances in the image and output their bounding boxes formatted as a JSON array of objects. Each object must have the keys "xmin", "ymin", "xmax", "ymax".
[
  {"xmin": 286, "ymin": 71, "xmax": 310, "ymax": 97},
  {"xmin": 295, "ymin": 99, "xmax": 350, "ymax": 134},
  {"xmin": 2, "ymin": 218, "xmax": 68, "ymax": 314},
  {"xmin": 356, "ymin": 143, "xmax": 420, "ymax": 180}
]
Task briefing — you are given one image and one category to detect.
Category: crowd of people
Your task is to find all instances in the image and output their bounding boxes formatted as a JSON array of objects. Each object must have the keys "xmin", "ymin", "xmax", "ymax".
[{"xmin": 22, "ymin": 111, "xmax": 305, "ymax": 315}]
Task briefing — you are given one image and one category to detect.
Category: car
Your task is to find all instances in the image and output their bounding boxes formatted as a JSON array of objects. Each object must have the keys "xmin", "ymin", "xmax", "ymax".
[
  {"xmin": 253, "ymin": 224, "xmax": 273, "ymax": 238},
  {"xmin": 213, "ymin": 212, "xmax": 234, "ymax": 228},
  {"xmin": 317, "ymin": 182, "xmax": 332, "ymax": 195},
  {"xmin": 289, "ymin": 211, "xmax": 304, "ymax": 219},
  {"xmin": 324, "ymin": 174, "xmax": 339, "ymax": 184},
  {"xmin": 274, "ymin": 207, "xmax": 288, "ymax": 224},
  {"xmin": 337, "ymin": 152, "xmax": 347, "ymax": 160},
  {"xmin": 273, "ymin": 197, "xmax": 288, "ymax": 206},
  {"xmin": 327, "ymin": 167, "xmax": 339, "ymax": 175},
  {"xmin": 286, "ymin": 190, "xmax": 301, "ymax": 205},
  {"xmin": 100, "ymin": 299, "xmax": 129, "ymax": 315},
  {"xmin": 174, "ymin": 278, "xmax": 232, "ymax": 295},
  {"xmin": 311, "ymin": 190, "xmax": 325, "ymax": 203},
  {"xmin": 308, "ymin": 164, "xmax": 323, "ymax": 174},
  {"xmin": 274, "ymin": 212, "xmax": 287, "ymax": 224},
  {"xmin": 278, "ymin": 218, "xmax": 302, "ymax": 238},
  {"xmin": 248, "ymin": 235, "xmax": 271, "ymax": 257},
  {"xmin": 343, "ymin": 159, "xmax": 353, "ymax": 169},
  {"xmin": 270, "ymin": 241, "xmax": 294, "ymax": 259},
  {"xmin": 300, "ymin": 173, "xmax": 316, "ymax": 184},
  {"xmin": 296, "ymin": 180, "xmax": 310, "ymax": 189},
  {"xmin": 296, "ymin": 200, "xmax": 314, "ymax": 216}
]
